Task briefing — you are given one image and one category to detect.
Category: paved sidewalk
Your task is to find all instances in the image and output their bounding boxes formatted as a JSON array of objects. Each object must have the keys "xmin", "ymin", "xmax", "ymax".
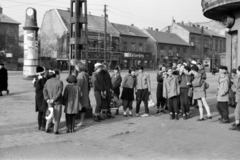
[{"xmin": 1, "ymin": 72, "xmax": 239, "ymax": 160}]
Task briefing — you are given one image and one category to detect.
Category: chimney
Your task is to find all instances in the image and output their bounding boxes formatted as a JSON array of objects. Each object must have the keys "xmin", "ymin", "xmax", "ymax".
[
  {"xmin": 131, "ymin": 24, "xmax": 134, "ymax": 26},
  {"xmin": 167, "ymin": 26, "xmax": 171, "ymax": 33},
  {"xmin": 155, "ymin": 28, "xmax": 158, "ymax": 31},
  {"xmin": 172, "ymin": 18, "xmax": 176, "ymax": 23},
  {"xmin": 0, "ymin": 6, "xmax": 2, "ymax": 14},
  {"xmin": 151, "ymin": 27, "xmax": 153, "ymax": 30}
]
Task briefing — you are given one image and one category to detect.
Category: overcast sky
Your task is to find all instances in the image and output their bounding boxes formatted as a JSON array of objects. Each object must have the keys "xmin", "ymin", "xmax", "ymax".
[{"xmin": 1, "ymin": 0, "xmax": 210, "ymax": 30}]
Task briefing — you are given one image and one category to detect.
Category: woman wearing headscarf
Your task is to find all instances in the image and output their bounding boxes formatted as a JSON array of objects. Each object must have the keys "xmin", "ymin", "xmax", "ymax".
[{"xmin": 75, "ymin": 63, "xmax": 90, "ymax": 127}]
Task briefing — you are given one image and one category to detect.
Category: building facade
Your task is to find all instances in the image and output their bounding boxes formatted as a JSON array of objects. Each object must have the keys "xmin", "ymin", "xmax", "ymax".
[
  {"xmin": 161, "ymin": 20, "xmax": 226, "ymax": 66},
  {"xmin": 202, "ymin": 0, "xmax": 240, "ymax": 71},
  {"xmin": 0, "ymin": 7, "xmax": 22, "ymax": 70},
  {"xmin": 112, "ymin": 23, "xmax": 152, "ymax": 69},
  {"xmin": 40, "ymin": 9, "xmax": 120, "ymax": 70},
  {"xmin": 143, "ymin": 29, "xmax": 189, "ymax": 67}
]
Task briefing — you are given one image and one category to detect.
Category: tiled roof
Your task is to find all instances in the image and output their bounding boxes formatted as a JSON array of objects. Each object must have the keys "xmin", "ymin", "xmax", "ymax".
[
  {"xmin": 0, "ymin": 13, "xmax": 20, "ymax": 24},
  {"xmin": 146, "ymin": 30, "xmax": 189, "ymax": 46},
  {"xmin": 178, "ymin": 23, "xmax": 209, "ymax": 35},
  {"xmin": 56, "ymin": 9, "xmax": 120, "ymax": 37},
  {"xmin": 112, "ymin": 23, "xmax": 148, "ymax": 38},
  {"xmin": 177, "ymin": 23, "xmax": 225, "ymax": 38}
]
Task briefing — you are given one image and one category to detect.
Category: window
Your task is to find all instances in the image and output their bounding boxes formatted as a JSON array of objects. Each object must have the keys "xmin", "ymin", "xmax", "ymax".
[
  {"xmin": 177, "ymin": 47, "xmax": 180, "ymax": 53},
  {"xmin": 139, "ymin": 43, "xmax": 143, "ymax": 51},
  {"xmin": 131, "ymin": 43, "xmax": 136, "ymax": 51},
  {"xmin": 215, "ymin": 39, "xmax": 218, "ymax": 51},
  {"xmin": 160, "ymin": 45, "xmax": 165, "ymax": 51},
  {"xmin": 123, "ymin": 42, "xmax": 127, "ymax": 50},
  {"xmin": 183, "ymin": 48, "xmax": 187, "ymax": 54},
  {"xmin": 169, "ymin": 46, "xmax": 173, "ymax": 55}
]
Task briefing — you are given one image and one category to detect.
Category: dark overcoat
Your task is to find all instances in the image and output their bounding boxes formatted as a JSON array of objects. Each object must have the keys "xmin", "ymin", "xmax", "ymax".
[
  {"xmin": 34, "ymin": 77, "xmax": 48, "ymax": 112},
  {"xmin": 0, "ymin": 67, "xmax": 8, "ymax": 91}
]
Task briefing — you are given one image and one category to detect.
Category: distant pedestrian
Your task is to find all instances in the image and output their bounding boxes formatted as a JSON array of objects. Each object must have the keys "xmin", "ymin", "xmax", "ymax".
[
  {"xmin": 135, "ymin": 66, "xmax": 151, "ymax": 117},
  {"xmin": 163, "ymin": 68, "xmax": 180, "ymax": 120},
  {"xmin": 217, "ymin": 66, "xmax": 230, "ymax": 123},
  {"xmin": 121, "ymin": 67, "xmax": 136, "ymax": 117},
  {"xmin": 63, "ymin": 75, "xmax": 82, "ymax": 133},
  {"xmin": 191, "ymin": 65, "xmax": 212, "ymax": 121},
  {"xmin": 0, "ymin": 63, "xmax": 9, "ymax": 96},
  {"xmin": 156, "ymin": 64, "xmax": 166, "ymax": 114},
  {"xmin": 33, "ymin": 66, "xmax": 48, "ymax": 131},
  {"xmin": 111, "ymin": 66, "xmax": 122, "ymax": 115},
  {"xmin": 43, "ymin": 69, "xmax": 63, "ymax": 134},
  {"xmin": 75, "ymin": 64, "xmax": 89, "ymax": 127}
]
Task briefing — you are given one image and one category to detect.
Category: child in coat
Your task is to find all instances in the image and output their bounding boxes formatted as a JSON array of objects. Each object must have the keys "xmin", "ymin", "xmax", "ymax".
[
  {"xmin": 163, "ymin": 68, "xmax": 180, "ymax": 120},
  {"xmin": 63, "ymin": 75, "xmax": 82, "ymax": 133},
  {"xmin": 217, "ymin": 66, "xmax": 230, "ymax": 123}
]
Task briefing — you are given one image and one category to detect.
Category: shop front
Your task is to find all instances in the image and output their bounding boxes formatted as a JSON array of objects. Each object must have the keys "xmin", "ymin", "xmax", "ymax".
[{"xmin": 121, "ymin": 52, "xmax": 153, "ymax": 69}]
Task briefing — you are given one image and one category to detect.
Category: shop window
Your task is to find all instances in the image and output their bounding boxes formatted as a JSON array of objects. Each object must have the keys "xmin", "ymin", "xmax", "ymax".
[
  {"xmin": 139, "ymin": 43, "xmax": 143, "ymax": 51},
  {"xmin": 169, "ymin": 46, "xmax": 173, "ymax": 55},
  {"xmin": 131, "ymin": 43, "xmax": 136, "ymax": 51}
]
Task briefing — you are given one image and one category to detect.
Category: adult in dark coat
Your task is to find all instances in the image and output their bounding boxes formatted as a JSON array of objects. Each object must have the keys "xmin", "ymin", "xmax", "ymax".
[
  {"xmin": 156, "ymin": 64, "xmax": 166, "ymax": 114},
  {"xmin": 102, "ymin": 62, "xmax": 114, "ymax": 118},
  {"xmin": 0, "ymin": 63, "xmax": 9, "ymax": 96},
  {"xmin": 33, "ymin": 66, "xmax": 48, "ymax": 131}
]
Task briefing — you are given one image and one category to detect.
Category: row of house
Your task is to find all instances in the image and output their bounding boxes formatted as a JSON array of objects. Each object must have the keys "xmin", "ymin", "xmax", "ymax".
[{"xmin": 0, "ymin": 6, "xmax": 226, "ymax": 70}]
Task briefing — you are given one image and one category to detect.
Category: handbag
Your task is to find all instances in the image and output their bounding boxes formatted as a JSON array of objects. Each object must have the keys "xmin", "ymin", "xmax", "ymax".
[{"xmin": 148, "ymin": 95, "xmax": 156, "ymax": 108}]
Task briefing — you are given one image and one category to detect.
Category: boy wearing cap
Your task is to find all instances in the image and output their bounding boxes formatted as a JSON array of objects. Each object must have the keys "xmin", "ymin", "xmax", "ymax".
[{"xmin": 217, "ymin": 66, "xmax": 230, "ymax": 123}]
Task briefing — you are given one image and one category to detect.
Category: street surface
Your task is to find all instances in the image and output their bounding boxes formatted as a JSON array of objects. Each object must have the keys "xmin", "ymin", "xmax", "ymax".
[{"xmin": 0, "ymin": 71, "xmax": 240, "ymax": 160}]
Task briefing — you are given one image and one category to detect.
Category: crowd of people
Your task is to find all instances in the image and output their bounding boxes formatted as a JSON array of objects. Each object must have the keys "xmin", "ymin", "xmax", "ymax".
[{"xmin": 31, "ymin": 59, "xmax": 240, "ymax": 134}]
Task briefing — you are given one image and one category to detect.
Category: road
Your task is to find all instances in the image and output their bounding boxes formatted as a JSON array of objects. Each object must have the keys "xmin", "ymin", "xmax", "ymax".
[{"xmin": 0, "ymin": 71, "xmax": 239, "ymax": 160}]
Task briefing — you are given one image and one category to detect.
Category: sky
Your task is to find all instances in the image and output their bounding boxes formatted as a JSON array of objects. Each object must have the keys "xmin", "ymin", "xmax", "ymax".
[{"xmin": 1, "ymin": 0, "xmax": 210, "ymax": 31}]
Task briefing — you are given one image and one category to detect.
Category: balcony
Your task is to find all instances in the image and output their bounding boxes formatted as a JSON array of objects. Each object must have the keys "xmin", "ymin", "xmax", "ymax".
[{"xmin": 202, "ymin": 0, "xmax": 240, "ymax": 21}]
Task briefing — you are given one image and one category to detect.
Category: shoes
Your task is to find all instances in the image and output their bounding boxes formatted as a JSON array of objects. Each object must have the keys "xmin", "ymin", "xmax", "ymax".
[
  {"xmin": 123, "ymin": 114, "xmax": 128, "ymax": 117},
  {"xmin": 115, "ymin": 110, "xmax": 119, "ymax": 115},
  {"xmin": 229, "ymin": 124, "xmax": 240, "ymax": 131},
  {"xmin": 183, "ymin": 115, "xmax": 187, "ymax": 120},
  {"xmin": 197, "ymin": 118, "xmax": 205, "ymax": 121},
  {"xmin": 175, "ymin": 114, "xmax": 179, "ymax": 120},
  {"xmin": 170, "ymin": 114, "xmax": 175, "ymax": 120},
  {"xmin": 219, "ymin": 119, "xmax": 230, "ymax": 124},
  {"xmin": 93, "ymin": 116, "xmax": 101, "ymax": 122},
  {"xmin": 54, "ymin": 131, "xmax": 59, "ymax": 135},
  {"xmin": 129, "ymin": 114, "xmax": 133, "ymax": 117},
  {"xmin": 160, "ymin": 110, "xmax": 166, "ymax": 113},
  {"xmin": 40, "ymin": 127, "xmax": 45, "ymax": 131},
  {"xmin": 141, "ymin": 113, "xmax": 149, "ymax": 117},
  {"xmin": 98, "ymin": 115, "xmax": 105, "ymax": 121},
  {"xmin": 205, "ymin": 116, "xmax": 212, "ymax": 119},
  {"xmin": 66, "ymin": 130, "xmax": 70, "ymax": 133},
  {"xmin": 46, "ymin": 129, "xmax": 51, "ymax": 133},
  {"xmin": 0, "ymin": 92, "xmax": 2, "ymax": 96},
  {"xmin": 135, "ymin": 114, "xmax": 140, "ymax": 117},
  {"xmin": 6, "ymin": 90, "xmax": 9, "ymax": 95},
  {"xmin": 156, "ymin": 110, "xmax": 160, "ymax": 115}
]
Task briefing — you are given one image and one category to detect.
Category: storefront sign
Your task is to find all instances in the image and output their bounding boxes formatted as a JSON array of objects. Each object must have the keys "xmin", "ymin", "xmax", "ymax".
[{"xmin": 124, "ymin": 53, "xmax": 144, "ymax": 58}]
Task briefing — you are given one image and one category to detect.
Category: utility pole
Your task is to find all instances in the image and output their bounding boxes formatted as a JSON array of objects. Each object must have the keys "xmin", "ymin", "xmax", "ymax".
[
  {"xmin": 104, "ymin": 4, "xmax": 107, "ymax": 62},
  {"xmin": 84, "ymin": 1, "xmax": 89, "ymax": 68},
  {"xmin": 200, "ymin": 26, "xmax": 204, "ymax": 62}
]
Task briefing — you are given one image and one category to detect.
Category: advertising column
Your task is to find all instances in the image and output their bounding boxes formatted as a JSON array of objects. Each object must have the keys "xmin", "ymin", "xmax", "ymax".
[{"xmin": 23, "ymin": 7, "xmax": 39, "ymax": 80}]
